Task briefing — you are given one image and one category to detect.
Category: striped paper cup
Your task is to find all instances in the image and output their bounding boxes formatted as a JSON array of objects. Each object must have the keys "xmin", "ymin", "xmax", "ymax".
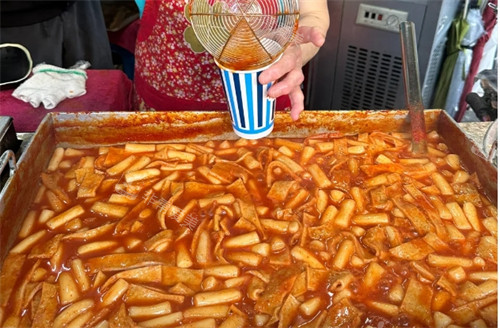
[{"xmin": 216, "ymin": 58, "xmax": 280, "ymax": 139}]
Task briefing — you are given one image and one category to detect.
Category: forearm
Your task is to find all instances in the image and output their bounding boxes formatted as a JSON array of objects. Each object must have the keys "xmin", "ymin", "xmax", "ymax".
[{"xmin": 298, "ymin": 0, "xmax": 330, "ymax": 65}]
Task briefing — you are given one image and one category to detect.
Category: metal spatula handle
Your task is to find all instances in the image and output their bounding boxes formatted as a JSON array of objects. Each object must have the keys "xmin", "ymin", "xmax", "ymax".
[{"xmin": 400, "ymin": 21, "xmax": 428, "ymax": 154}]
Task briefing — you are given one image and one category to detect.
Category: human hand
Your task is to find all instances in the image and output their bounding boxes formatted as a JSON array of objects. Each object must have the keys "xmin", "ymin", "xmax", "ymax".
[{"xmin": 258, "ymin": 26, "xmax": 326, "ymax": 121}]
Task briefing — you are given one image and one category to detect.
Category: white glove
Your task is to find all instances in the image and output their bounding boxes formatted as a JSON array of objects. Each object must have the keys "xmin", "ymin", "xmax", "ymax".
[{"xmin": 12, "ymin": 62, "xmax": 89, "ymax": 109}]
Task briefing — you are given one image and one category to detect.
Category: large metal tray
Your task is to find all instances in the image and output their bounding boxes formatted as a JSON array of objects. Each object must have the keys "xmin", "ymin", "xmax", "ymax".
[{"xmin": 0, "ymin": 110, "xmax": 497, "ymax": 263}]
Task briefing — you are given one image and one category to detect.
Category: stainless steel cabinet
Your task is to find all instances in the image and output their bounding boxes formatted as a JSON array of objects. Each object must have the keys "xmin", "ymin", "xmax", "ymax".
[{"xmin": 305, "ymin": 0, "xmax": 462, "ymax": 110}]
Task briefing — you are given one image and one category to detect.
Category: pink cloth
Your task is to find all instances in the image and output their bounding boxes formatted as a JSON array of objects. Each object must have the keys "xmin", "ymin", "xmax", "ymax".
[{"xmin": 0, "ymin": 69, "xmax": 133, "ymax": 132}]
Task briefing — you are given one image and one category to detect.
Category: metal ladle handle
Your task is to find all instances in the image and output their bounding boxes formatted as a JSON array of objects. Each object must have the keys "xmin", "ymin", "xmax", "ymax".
[{"xmin": 400, "ymin": 21, "xmax": 428, "ymax": 154}]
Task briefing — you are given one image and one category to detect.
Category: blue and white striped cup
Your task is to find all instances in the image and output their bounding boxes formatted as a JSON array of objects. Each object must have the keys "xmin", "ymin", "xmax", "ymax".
[{"xmin": 216, "ymin": 59, "xmax": 279, "ymax": 139}]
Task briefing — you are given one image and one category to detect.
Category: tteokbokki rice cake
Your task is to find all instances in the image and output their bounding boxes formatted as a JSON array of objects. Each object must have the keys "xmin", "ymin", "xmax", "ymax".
[{"xmin": 0, "ymin": 131, "xmax": 497, "ymax": 328}]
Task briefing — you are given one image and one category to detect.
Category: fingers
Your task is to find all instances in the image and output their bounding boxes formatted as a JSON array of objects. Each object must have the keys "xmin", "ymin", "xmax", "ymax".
[
  {"xmin": 266, "ymin": 67, "xmax": 304, "ymax": 99},
  {"xmin": 256, "ymin": 26, "xmax": 326, "ymax": 122},
  {"xmin": 259, "ymin": 26, "xmax": 325, "ymax": 85},
  {"xmin": 289, "ymin": 86, "xmax": 305, "ymax": 121},
  {"xmin": 296, "ymin": 26, "xmax": 326, "ymax": 47},
  {"xmin": 258, "ymin": 46, "xmax": 301, "ymax": 85},
  {"xmin": 310, "ymin": 28, "xmax": 326, "ymax": 47}
]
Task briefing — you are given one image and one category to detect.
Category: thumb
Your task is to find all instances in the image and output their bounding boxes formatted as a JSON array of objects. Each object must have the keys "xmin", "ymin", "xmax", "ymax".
[{"xmin": 295, "ymin": 26, "xmax": 326, "ymax": 48}]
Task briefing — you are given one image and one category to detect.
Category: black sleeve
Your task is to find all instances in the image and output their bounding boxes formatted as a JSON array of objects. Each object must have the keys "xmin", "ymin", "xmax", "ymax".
[{"xmin": 1, "ymin": 1, "xmax": 75, "ymax": 27}]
